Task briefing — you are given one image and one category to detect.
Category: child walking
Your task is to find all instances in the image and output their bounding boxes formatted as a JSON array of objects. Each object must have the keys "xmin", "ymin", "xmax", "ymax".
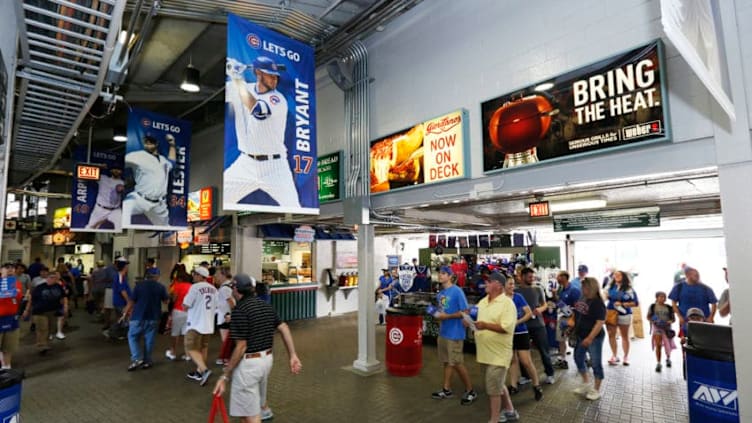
[{"xmin": 646, "ymin": 291, "xmax": 676, "ymax": 372}]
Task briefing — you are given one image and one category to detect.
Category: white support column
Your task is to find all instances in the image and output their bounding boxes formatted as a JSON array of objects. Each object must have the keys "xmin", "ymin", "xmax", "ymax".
[
  {"xmin": 714, "ymin": 1, "xmax": 752, "ymax": 420},
  {"xmin": 352, "ymin": 223, "xmax": 381, "ymax": 374}
]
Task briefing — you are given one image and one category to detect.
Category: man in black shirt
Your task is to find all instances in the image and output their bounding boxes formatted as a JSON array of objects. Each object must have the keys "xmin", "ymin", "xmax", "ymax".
[
  {"xmin": 213, "ymin": 274, "xmax": 301, "ymax": 423},
  {"xmin": 22, "ymin": 272, "xmax": 67, "ymax": 354}
]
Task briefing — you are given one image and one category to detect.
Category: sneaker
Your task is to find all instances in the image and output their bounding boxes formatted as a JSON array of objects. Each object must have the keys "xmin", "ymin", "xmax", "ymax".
[
  {"xmin": 585, "ymin": 388, "xmax": 601, "ymax": 401},
  {"xmin": 431, "ymin": 388, "xmax": 453, "ymax": 399},
  {"xmin": 666, "ymin": 358, "xmax": 672, "ymax": 368},
  {"xmin": 656, "ymin": 363, "xmax": 662, "ymax": 372},
  {"xmin": 503, "ymin": 409, "xmax": 520, "ymax": 421},
  {"xmin": 622, "ymin": 359, "xmax": 630, "ymax": 366},
  {"xmin": 608, "ymin": 357, "xmax": 619, "ymax": 366},
  {"xmin": 165, "ymin": 350, "xmax": 176, "ymax": 361},
  {"xmin": 544, "ymin": 375, "xmax": 555, "ymax": 385},
  {"xmin": 186, "ymin": 371, "xmax": 202, "ymax": 381},
  {"xmin": 573, "ymin": 384, "xmax": 590, "ymax": 395},
  {"xmin": 55, "ymin": 332, "xmax": 66, "ymax": 340},
  {"xmin": 507, "ymin": 385, "xmax": 519, "ymax": 395},
  {"xmin": 261, "ymin": 408, "xmax": 274, "ymax": 421},
  {"xmin": 533, "ymin": 385, "xmax": 543, "ymax": 401},
  {"xmin": 128, "ymin": 360, "xmax": 143, "ymax": 371},
  {"xmin": 181, "ymin": 354, "xmax": 192, "ymax": 361},
  {"xmin": 141, "ymin": 362, "xmax": 153, "ymax": 369},
  {"xmin": 518, "ymin": 376, "xmax": 531, "ymax": 385},
  {"xmin": 498, "ymin": 414, "xmax": 508, "ymax": 423},
  {"xmin": 200, "ymin": 369, "xmax": 212, "ymax": 386},
  {"xmin": 215, "ymin": 358, "xmax": 225, "ymax": 365},
  {"xmin": 460, "ymin": 389, "xmax": 478, "ymax": 405}
]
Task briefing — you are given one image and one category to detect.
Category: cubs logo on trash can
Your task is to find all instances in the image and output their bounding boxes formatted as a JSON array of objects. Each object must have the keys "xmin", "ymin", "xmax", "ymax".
[{"xmin": 389, "ymin": 328, "xmax": 404, "ymax": 345}]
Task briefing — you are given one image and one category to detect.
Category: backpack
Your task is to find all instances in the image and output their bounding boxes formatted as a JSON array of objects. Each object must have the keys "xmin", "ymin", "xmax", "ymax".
[{"xmin": 0, "ymin": 277, "xmax": 23, "ymax": 317}]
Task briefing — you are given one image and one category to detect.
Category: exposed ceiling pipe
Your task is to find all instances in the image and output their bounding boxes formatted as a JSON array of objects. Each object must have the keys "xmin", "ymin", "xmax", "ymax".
[
  {"xmin": 318, "ymin": 0, "xmax": 346, "ymax": 19},
  {"xmin": 117, "ymin": 0, "xmax": 144, "ymax": 65},
  {"xmin": 117, "ymin": 0, "xmax": 160, "ymax": 86}
]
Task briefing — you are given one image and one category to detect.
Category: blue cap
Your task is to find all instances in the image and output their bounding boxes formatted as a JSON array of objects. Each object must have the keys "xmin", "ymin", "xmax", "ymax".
[
  {"xmin": 146, "ymin": 267, "xmax": 160, "ymax": 276},
  {"xmin": 577, "ymin": 264, "xmax": 589, "ymax": 273},
  {"xmin": 253, "ymin": 56, "xmax": 280, "ymax": 76},
  {"xmin": 439, "ymin": 265, "xmax": 453, "ymax": 275}
]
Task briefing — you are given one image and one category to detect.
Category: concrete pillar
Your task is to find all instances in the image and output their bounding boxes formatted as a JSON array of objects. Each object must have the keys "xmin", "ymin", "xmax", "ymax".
[
  {"xmin": 715, "ymin": 1, "xmax": 752, "ymax": 420},
  {"xmin": 352, "ymin": 223, "xmax": 381, "ymax": 373}
]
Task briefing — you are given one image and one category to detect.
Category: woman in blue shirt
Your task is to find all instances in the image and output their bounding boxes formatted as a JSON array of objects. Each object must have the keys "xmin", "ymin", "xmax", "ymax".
[
  {"xmin": 504, "ymin": 278, "xmax": 543, "ymax": 401},
  {"xmin": 605, "ymin": 271, "xmax": 639, "ymax": 366},
  {"xmin": 377, "ymin": 269, "xmax": 396, "ymax": 306}
]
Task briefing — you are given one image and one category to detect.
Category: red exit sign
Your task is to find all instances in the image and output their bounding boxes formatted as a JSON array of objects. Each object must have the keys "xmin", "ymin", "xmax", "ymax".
[
  {"xmin": 529, "ymin": 201, "xmax": 550, "ymax": 217},
  {"xmin": 77, "ymin": 164, "xmax": 100, "ymax": 181}
]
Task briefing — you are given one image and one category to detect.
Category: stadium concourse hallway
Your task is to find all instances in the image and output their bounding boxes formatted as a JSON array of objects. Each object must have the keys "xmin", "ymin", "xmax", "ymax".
[{"xmin": 17, "ymin": 313, "xmax": 688, "ymax": 422}]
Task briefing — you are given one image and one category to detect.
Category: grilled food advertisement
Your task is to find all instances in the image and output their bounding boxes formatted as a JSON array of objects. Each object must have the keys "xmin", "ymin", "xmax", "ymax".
[
  {"xmin": 482, "ymin": 41, "xmax": 669, "ymax": 172},
  {"xmin": 370, "ymin": 109, "xmax": 468, "ymax": 193}
]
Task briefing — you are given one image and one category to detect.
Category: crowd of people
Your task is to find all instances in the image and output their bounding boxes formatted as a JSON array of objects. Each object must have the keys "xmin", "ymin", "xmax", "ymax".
[
  {"xmin": 0, "ymin": 256, "xmax": 301, "ymax": 423},
  {"xmin": 422, "ymin": 259, "xmax": 728, "ymax": 423}
]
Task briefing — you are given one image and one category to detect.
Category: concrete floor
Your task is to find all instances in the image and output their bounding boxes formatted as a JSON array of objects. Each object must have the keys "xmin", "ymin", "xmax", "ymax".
[{"xmin": 16, "ymin": 311, "xmax": 689, "ymax": 422}]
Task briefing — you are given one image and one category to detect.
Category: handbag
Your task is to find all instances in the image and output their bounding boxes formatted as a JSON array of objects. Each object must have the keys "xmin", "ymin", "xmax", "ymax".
[
  {"xmin": 605, "ymin": 309, "xmax": 618, "ymax": 326},
  {"xmin": 208, "ymin": 395, "xmax": 230, "ymax": 423}
]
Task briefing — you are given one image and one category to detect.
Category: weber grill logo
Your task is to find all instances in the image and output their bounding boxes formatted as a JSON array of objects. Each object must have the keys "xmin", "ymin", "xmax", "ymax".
[
  {"xmin": 692, "ymin": 383, "xmax": 738, "ymax": 411},
  {"xmin": 622, "ymin": 120, "xmax": 661, "ymax": 140}
]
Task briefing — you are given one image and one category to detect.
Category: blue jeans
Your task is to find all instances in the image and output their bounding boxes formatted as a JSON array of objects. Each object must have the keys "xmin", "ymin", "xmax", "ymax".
[
  {"xmin": 574, "ymin": 333, "xmax": 605, "ymax": 380},
  {"xmin": 128, "ymin": 320, "xmax": 159, "ymax": 363}
]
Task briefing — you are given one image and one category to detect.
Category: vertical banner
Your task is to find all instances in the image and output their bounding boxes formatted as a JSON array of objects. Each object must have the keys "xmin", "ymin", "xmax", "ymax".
[
  {"xmin": 224, "ymin": 14, "xmax": 318, "ymax": 214},
  {"xmin": 124, "ymin": 108, "xmax": 190, "ymax": 230},
  {"xmin": 317, "ymin": 151, "xmax": 341, "ymax": 203},
  {"xmin": 71, "ymin": 148, "xmax": 125, "ymax": 232}
]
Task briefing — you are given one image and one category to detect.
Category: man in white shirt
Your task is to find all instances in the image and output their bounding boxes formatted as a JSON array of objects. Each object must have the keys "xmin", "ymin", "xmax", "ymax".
[
  {"xmin": 123, "ymin": 134, "xmax": 176, "ymax": 226},
  {"xmin": 85, "ymin": 167, "xmax": 125, "ymax": 230},
  {"xmin": 183, "ymin": 266, "xmax": 218, "ymax": 386}
]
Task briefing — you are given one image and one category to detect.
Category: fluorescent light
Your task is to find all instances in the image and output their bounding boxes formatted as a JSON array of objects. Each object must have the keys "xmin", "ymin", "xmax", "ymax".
[
  {"xmin": 180, "ymin": 65, "xmax": 201, "ymax": 93},
  {"xmin": 534, "ymin": 82, "xmax": 554, "ymax": 91},
  {"xmin": 113, "ymin": 127, "xmax": 127, "ymax": 142},
  {"xmin": 548, "ymin": 197, "xmax": 607, "ymax": 213}
]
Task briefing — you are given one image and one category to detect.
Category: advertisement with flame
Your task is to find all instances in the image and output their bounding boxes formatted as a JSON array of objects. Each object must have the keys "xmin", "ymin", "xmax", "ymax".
[{"xmin": 370, "ymin": 109, "xmax": 468, "ymax": 193}]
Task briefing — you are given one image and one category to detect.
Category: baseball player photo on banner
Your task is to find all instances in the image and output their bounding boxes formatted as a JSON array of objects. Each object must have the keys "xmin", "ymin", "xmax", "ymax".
[
  {"xmin": 71, "ymin": 148, "xmax": 125, "ymax": 233},
  {"xmin": 224, "ymin": 13, "xmax": 318, "ymax": 214},
  {"xmin": 123, "ymin": 108, "xmax": 190, "ymax": 231}
]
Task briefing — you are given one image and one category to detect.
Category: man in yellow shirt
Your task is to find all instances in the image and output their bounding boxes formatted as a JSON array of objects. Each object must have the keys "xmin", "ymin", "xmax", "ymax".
[{"xmin": 473, "ymin": 272, "xmax": 520, "ymax": 423}]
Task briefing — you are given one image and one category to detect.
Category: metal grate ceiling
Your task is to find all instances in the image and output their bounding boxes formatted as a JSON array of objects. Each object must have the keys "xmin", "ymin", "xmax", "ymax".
[{"xmin": 11, "ymin": 0, "xmax": 125, "ymax": 185}]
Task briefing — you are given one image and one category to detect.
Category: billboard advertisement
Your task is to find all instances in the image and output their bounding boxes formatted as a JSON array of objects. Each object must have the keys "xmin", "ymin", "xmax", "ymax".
[
  {"xmin": 482, "ymin": 41, "xmax": 669, "ymax": 172},
  {"xmin": 71, "ymin": 148, "xmax": 125, "ymax": 232},
  {"xmin": 187, "ymin": 187, "xmax": 215, "ymax": 223},
  {"xmin": 124, "ymin": 108, "xmax": 191, "ymax": 231},
  {"xmin": 224, "ymin": 13, "xmax": 318, "ymax": 214},
  {"xmin": 317, "ymin": 151, "xmax": 341, "ymax": 203},
  {"xmin": 52, "ymin": 207, "xmax": 71, "ymax": 229},
  {"xmin": 370, "ymin": 109, "xmax": 468, "ymax": 193}
]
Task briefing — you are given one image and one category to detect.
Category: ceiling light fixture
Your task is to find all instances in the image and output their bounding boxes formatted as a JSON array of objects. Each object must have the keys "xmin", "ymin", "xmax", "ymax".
[
  {"xmin": 113, "ymin": 126, "xmax": 127, "ymax": 142},
  {"xmin": 545, "ymin": 197, "xmax": 607, "ymax": 213},
  {"xmin": 534, "ymin": 82, "xmax": 554, "ymax": 91},
  {"xmin": 180, "ymin": 55, "xmax": 201, "ymax": 93}
]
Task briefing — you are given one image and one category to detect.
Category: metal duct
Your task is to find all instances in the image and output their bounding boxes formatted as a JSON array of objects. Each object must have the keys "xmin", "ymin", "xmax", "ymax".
[{"xmin": 340, "ymin": 41, "xmax": 369, "ymax": 199}]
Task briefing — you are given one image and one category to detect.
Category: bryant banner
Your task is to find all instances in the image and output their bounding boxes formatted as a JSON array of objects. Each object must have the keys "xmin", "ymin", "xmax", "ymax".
[
  {"xmin": 370, "ymin": 109, "xmax": 469, "ymax": 193},
  {"xmin": 224, "ymin": 14, "xmax": 318, "ymax": 214},
  {"xmin": 482, "ymin": 41, "xmax": 669, "ymax": 172},
  {"xmin": 71, "ymin": 147, "xmax": 125, "ymax": 233},
  {"xmin": 124, "ymin": 108, "xmax": 190, "ymax": 231}
]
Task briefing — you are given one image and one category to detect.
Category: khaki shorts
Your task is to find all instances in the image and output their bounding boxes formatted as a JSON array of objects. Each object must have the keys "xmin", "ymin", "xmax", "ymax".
[
  {"xmin": 0, "ymin": 329, "xmax": 20, "ymax": 354},
  {"xmin": 483, "ymin": 365, "xmax": 508, "ymax": 396},
  {"xmin": 437, "ymin": 336, "xmax": 464, "ymax": 365},
  {"xmin": 230, "ymin": 354, "xmax": 273, "ymax": 417},
  {"xmin": 184, "ymin": 330, "xmax": 211, "ymax": 351}
]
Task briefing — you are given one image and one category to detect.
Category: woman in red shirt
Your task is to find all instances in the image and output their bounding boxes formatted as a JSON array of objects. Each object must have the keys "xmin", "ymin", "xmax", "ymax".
[{"xmin": 165, "ymin": 264, "xmax": 192, "ymax": 361}]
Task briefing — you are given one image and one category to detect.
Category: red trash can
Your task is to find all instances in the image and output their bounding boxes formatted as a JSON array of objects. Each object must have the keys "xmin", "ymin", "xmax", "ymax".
[{"xmin": 385, "ymin": 308, "xmax": 423, "ymax": 376}]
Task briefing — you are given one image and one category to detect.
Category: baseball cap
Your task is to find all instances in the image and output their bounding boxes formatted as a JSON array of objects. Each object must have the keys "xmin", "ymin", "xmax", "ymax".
[
  {"xmin": 200, "ymin": 261, "xmax": 210, "ymax": 266},
  {"xmin": 115, "ymin": 256, "xmax": 129, "ymax": 264},
  {"xmin": 687, "ymin": 307, "xmax": 705, "ymax": 318},
  {"xmin": 193, "ymin": 267, "xmax": 210, "ymax": 278},
  {"xmin": 146, "ymin": 267, "xmax": 160, "ymax": 276},
  {"xmin": 487, "ymin": 272, "xmax": 507, "ymax": 284},
  {"xmin": 253, "ymin": 56, "xmax": 280, "ymax": 76},
  {"xmin": 577, "ymin": 264, "xmax": 589, "ymax": 273},
  {"xmin": 439, "ymin": 265, "xmax": 453, "ymax": 275},
  {"xmin": 233, "ymin": 273, "xmax": 256, "ymax": 292}
]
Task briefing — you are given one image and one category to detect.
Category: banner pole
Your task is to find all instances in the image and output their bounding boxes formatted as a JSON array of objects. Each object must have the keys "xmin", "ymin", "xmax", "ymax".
[{"xmin": 87, "ymin": 123, "xmax": 93, "ymax": 163}]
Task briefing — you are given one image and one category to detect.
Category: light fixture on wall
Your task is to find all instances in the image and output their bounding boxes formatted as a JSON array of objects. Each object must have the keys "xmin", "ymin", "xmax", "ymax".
[
  {"xmin": 547, "ymin": 196, "xmax": 607, "ymax": 213},
  {"xmin": 113, "ymin": 126, "xmax": 127, "ymax": 142},
  {"xmin": 180, "ymin": 55, "xmax": 201, "ymax": 93}
]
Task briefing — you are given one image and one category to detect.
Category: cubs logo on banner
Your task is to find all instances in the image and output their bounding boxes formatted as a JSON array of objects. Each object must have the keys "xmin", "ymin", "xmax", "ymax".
[
  {"xmin": 224, "ymin": 13, "xmax": 318, "ymax": 214},
  {"xmin": 71, "ymin": 147, "xmax": 125, "ymax": 233},
  {"xmin": 124, "ymin": 108, "xmax": 191, "ymax": 230}
]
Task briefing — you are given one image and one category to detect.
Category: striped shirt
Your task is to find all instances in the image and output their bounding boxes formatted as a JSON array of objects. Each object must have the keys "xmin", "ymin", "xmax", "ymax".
[{"xmin": 230, "ymin": 295, "xmax": 282, "ymax": 353}]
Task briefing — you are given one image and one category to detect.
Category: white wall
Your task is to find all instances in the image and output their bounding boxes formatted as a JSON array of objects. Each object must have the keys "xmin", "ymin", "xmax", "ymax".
[
  {"xmin": 736, "ymin": 0, "xmax": 752, "ymax": 128},
  {"xmin": 314, "ymin": 0, "xmax": 728, "ymax": 187},
  {"xmin": 188, "ymin": 124, "xmax": 225, "ymax": 210}
]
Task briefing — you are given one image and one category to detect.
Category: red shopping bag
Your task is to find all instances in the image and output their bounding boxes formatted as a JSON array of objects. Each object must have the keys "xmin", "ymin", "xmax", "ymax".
[
  {"xmin": 219, "ymin": 336, "xmax": 235, "ymax": 360},
  {"xmin": 208, "ymin": 394, "xmax": 229, "ymax": 423}
]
